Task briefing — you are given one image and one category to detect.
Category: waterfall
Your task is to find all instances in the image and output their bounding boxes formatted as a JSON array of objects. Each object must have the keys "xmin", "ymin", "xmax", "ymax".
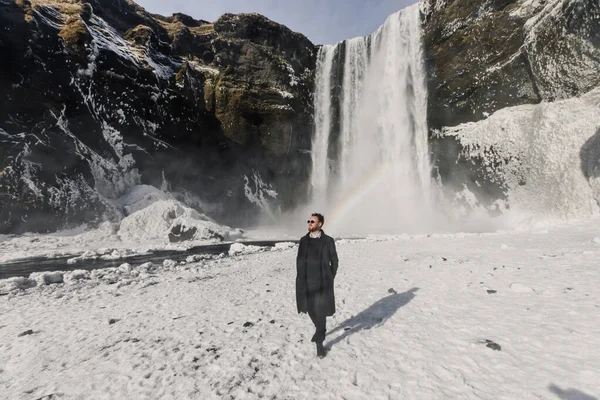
[
  {"xmin": 311, "ymin": 5, "xmax": 438, "ymax": 234},
  {"xmin": 311, "ymin": 44, "xmax": 337, "ymax": 200}
]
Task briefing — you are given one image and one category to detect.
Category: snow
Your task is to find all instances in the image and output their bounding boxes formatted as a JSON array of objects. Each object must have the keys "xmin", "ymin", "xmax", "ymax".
[
  {"xmin": 275, "ymin": 89, "xmax": 294, "ymax": 99},
  {"xmin": 1, "ymin": 219, "xmax": 600, "ymax": 398},
  {"xmin": 0, "ymin": 185, "xmax": 243, "ymax": 264},
  {"xmin": 188, "ymin": 60, "xmax": 220, "ymax": 76},
  {"xmin": 228, "ymin": 243, "xmax": 267, "ymax": 256},
  {"xmin": 283, "ymin": 62, "xmax": 300, "ymax": 87},
  {"xmin": 243, "ymin": 171, "xmax": 278, "ymax": 218}
]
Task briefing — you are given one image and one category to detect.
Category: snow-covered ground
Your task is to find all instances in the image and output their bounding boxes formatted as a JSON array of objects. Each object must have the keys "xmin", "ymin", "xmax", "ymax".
[{"xmin": 1, "ymin": 219, "xmax": 599, "ymax": 399}]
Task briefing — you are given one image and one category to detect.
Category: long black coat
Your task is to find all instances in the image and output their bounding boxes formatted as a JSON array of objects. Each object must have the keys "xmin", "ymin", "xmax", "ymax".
[{"xmin": 296, "ymin": 231, "xmax": 339, "ymax": 316}]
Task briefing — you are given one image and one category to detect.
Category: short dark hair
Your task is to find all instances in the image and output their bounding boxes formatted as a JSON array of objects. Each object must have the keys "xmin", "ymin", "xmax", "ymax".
[{"xmin": 312, "ymin": 213, "xmax": 324, "ymax": 225}]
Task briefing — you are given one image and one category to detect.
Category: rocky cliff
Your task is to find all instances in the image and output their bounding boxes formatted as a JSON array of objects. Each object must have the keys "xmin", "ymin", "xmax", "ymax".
[
  {"xmin": 421, "ymin": 0, "xmax": 600, "ymax": 199},
  {"xmin": 0, "ymin": 0, "xmax": 317, "ymax": 234}
]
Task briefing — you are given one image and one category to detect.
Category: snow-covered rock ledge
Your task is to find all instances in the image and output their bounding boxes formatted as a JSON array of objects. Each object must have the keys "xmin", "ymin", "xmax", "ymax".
[{"xmin": 0, "ymin": 185, "xmax": 245, "ymax": 264}]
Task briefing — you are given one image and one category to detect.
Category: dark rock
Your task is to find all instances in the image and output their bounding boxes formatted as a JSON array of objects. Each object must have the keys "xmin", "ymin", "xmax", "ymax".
[
  {"xmin": 18, "ymin": 329, "xmax": 34, "ymax": 337},
  {"xmin": 387, "ymin": 288, "xmax": 397, "ymax": 294},
  {"xmin": 422, "ymin": 0, "xmax": 600, "ymax": 203},
  {"xmin": 243, "ymin": 321, "xmax": 254, "ymax": 328},
  {"xmin": 485, "ymin": 339, "xmax": 501, "ymax": 351},
  {"xmin": 108, "ymin": 318, "xmax": 120, "ymax": 325},
  {"xmin": 269, "ymin": 319, "xmax": 275, "ymax": 324},
  {"xmin": 168, "ymin": 225, "xmax": 198, "ymax": 243},
  {"xmin": 486, "ymin": 289, "xmax": 497, "ymax": 294}
]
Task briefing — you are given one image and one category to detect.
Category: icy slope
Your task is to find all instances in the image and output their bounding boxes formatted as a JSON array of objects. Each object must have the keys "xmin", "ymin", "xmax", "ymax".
[{"xmin": 440, "ymin": 87, "xmax": 600, "ymax": 221}]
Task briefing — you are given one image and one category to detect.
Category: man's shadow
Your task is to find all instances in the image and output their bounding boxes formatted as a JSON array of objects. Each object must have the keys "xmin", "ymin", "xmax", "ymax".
[
  {"xmin": 549, "ymin": 384, "xmax": 598, "ymax": 400},
  {"xmin": 326, "ymin": 287, "xmax": 419, "ymax": 348}
]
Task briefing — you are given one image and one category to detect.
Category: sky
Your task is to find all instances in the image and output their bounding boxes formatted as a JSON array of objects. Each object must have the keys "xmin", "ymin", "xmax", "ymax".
[{"xmin": 135, "ymin": 0, "xmax": 418, "ymax": 45}]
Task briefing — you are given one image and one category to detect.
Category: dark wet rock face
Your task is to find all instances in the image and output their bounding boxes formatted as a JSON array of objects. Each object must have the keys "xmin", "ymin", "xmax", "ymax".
[
  {"xmin": 421, "ymin": 0, "xmax": 600, "ymax": 195},
  {"xmin": 0, "ymin": 1, "xmax": 317, "ymax": 234},
  {"xmin": 421, "ymin": 0, "xmax": 599, "ymax": 129}
]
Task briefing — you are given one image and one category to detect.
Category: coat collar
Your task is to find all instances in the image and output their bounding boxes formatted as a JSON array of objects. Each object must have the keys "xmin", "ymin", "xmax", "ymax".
[{"xmin": 306, "ymin": 230, "xmax": 326, "ymax": 239}]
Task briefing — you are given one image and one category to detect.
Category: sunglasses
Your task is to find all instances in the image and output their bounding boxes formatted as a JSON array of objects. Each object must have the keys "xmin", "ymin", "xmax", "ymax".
[{"xmin": 307, "ymin": 220, "xmax": 318, "ymax": 224}]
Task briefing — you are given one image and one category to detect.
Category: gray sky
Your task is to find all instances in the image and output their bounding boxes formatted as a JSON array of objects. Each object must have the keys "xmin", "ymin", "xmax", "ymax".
[{"xmin": 135, "ymin": 0, "xmax": 418, "ymax": 45}]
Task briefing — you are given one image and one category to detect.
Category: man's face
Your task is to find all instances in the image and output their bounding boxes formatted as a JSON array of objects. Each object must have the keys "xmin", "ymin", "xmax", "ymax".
[{"xmin": 307, "ymin": 216, "xmax": 321, "ymax": 232}]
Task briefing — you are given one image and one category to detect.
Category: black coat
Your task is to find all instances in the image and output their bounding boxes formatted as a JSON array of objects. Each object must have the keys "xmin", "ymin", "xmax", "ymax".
[{"xmin": 296, "ymin": 231, "xmax": 339, "ymax": 316}]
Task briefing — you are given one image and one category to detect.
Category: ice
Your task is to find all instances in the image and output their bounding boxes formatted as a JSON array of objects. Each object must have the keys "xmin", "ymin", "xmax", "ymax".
[
  {"xmin": 442, "ymin": 87, "xmax": 600, "ymax": 222},
  {"xmin": 243, "ymin": 170, "xmax": 278, "ymax": 218}
]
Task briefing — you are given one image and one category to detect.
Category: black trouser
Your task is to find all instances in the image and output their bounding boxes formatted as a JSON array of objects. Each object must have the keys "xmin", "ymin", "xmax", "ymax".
[{"xmin": 307, "ymin": 295, "xmax": 326, "ymax": 343}]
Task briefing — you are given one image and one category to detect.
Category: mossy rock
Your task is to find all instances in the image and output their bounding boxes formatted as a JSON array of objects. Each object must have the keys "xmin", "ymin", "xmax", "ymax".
[
  {"xmin": 124, "ymin": 24, "xmax": 154, "ymax": 46},
  {"xmin": 59, "ymin": 17, "xmax": 91, "ymax": 55}
]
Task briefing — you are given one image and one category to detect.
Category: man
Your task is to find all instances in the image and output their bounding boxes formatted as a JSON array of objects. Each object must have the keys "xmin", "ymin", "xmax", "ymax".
[{"xmin": 296, "ymin": 213, "xmax": 339, "ymax": 358}]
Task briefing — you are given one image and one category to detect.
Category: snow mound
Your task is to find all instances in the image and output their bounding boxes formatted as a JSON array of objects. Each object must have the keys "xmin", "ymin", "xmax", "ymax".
[
  {"xmin": 116, "ymin": 184, "xmax": 173, "ymax": 215},
  {"xmin": 115, "ymin": 185, "xmax": 237, "ymax": 243},
  {"xmin": 30, "ymin": 272, "xmax": 64, "ymax": 285},
  {"xmin": 0, "ymin": 277, "xmax": 37, "ymax": 292},
  {"xmin": 229, "ymin": 243, "xmax": 267, "ymax": 256},
  {"xmin": 65, "ymin": 270, "xmax": 91, "ymax": 283},
  {"xmin": 271, "ymin": 242, "xmax": 297, "ymax": 251}
]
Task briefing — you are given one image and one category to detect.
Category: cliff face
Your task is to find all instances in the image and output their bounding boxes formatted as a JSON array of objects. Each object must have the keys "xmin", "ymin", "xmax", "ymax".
[
  {"xmin": 0, "ymin": 0, "xmax": 317, "ymax": 234},
  {"xmin": 421, "ymin": 0, "xmax": 600, "ymax": 197}
]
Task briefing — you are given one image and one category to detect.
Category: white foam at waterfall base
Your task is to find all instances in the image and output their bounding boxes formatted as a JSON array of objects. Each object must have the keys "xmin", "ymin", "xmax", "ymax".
[{"xmin": 441, "ymin": 87, "xmax": 600, "ymax": 224}]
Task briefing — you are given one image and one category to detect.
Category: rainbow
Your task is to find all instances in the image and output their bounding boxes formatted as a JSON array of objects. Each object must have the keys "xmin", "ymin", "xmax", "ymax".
[{"xmin": 327, "ymin": 164, "xmax": 392, "ymax": 230}]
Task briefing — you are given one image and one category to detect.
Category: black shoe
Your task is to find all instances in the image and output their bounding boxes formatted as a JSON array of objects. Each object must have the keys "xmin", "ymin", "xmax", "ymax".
[
  {"xmin": 311, "ymin": 333, "xmax": 317, "ymax": 342},
  {"xmin": 316, "ymin": 342, "xmax": 327, "ymax": 358}
]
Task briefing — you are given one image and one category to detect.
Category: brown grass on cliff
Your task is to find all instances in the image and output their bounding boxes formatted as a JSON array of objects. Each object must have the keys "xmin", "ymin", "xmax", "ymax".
[
  {"xmin": 156, "ymin": 20, "xmax": 215, "ymax": 39},
  {"xmin": 29, "ymin": 0, "xmax": 82, "ymax": 16},
  {"xmin": 59, "ymin": 17, "xmax": 91, "ymax": 50}
]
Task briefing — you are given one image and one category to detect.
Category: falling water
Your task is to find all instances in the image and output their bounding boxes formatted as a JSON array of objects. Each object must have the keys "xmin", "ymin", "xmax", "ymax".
[
  {"xmin": 311, "ymin": 45, "xmax": 337, "ymax": 200},
  {"xmin": 311, "ymin": 5, "xmax": 438, "ymax": 234}
]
